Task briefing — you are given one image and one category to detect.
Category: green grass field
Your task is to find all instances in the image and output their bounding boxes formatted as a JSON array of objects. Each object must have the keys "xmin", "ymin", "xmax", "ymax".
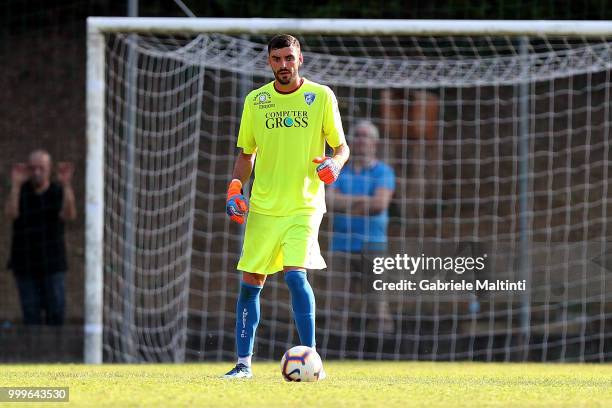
[{"xmin": 2, "ymin": 362, "xmax": 611, "ymax": 407}]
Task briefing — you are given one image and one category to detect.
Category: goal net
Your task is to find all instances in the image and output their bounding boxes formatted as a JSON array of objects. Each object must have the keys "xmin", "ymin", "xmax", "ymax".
[{"xmin": 87, "ymin": 19, "xmax": 612, "ymax": 362}]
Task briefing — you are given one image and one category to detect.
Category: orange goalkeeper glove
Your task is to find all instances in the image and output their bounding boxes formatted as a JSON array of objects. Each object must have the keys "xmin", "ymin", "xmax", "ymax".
[
  {"xmin": 226, "ymin": 179, "xmax": 248, "ymax": 224},
  {"xmin": 313, "ymin": 157, "xmax": 341, "ymax": 185}
]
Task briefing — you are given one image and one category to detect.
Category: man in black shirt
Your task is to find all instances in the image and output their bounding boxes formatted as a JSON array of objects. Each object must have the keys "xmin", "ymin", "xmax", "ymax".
[{"xmin": 5, "ymin": 150, "xmax": 76, "ymax": 325}]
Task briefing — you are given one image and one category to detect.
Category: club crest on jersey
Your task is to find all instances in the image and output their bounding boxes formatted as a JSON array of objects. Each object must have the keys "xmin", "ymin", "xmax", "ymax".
[
  {"xmin": 304, "ymin": 92, "xmax": 316, "ymax": 106},
  {"xmin": 254, "ymin": 91, "xmax": 274, "ymax": 109}
]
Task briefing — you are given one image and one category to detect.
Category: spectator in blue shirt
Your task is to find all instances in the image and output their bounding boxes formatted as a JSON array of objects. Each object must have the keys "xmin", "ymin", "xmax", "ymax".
[{"xmin": 327, "ymin": 120, "xmax": 396, "ymax": 333}]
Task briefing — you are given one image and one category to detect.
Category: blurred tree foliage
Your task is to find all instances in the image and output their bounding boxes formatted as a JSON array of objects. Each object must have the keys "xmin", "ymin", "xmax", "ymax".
[
  {"xmin": 3, "ymin": 0, "xmax": 611, "ymax": 30},
  {"xmin": 140, "ymin": 0, "xmax": 612, "ymax": 20}
]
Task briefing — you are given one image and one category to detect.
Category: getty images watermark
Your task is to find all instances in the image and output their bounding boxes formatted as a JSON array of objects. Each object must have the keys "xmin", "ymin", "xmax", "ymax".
[
  {"xmin": 360, "ymin": 241, "xmax": 612, "ymax": 300},
  {"xmin": 358, "ymin": 241, "xmax": 527, "ymax": 299},
  {"xmin": 370, "ymin": 253, "xmax": 526, "ymax": 292}
]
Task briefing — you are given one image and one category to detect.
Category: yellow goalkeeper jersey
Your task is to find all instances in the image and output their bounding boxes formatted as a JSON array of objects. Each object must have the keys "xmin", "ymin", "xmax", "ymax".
[{"xmin": 237, "ymin": 78, "xmax": 346, "ymax": 216}]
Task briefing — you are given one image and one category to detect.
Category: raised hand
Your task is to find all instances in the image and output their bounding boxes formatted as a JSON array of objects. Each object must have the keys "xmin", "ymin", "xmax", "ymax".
[
  {"xmin": 11, "ymin": 163, "xmax": 29, "ymax": 186},
  {"xmin": 56, "ymin": 162, "xmax": 74, "ymax": 186}
]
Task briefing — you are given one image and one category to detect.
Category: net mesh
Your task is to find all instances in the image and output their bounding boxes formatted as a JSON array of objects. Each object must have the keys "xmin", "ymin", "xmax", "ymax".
[{"xmin": 101, "ymin": 31, "xmax": 612, "ymax": 362}]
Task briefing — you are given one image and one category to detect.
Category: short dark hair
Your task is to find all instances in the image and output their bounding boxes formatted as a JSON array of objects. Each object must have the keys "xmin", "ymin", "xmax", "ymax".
[{"xmin": 267, "ymin": 34, "xmax": 301, "ymax": 54}]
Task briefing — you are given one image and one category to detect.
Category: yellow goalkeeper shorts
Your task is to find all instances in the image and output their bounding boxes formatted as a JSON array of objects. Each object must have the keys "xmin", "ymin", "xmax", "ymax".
[{"xmin": 237, "ymin": 211, "xmax": 326, "ymax": 275}]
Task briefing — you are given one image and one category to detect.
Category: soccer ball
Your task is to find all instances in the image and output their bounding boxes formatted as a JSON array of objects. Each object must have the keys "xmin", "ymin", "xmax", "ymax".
[{"xmin": 280, "ymin": 346, "xmax": 323, "ymax": 382}]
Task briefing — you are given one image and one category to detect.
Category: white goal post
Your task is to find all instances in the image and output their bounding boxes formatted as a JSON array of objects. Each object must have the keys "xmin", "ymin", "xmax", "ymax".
[{"xmin": 86, "ymin": 18, "xmax": 612, "ymax": 364}]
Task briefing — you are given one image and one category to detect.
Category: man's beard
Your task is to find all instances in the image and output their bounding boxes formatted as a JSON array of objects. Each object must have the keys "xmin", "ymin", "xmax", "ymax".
[
  {"xmin": 275, "ymin": 69, "xmax": 293, "ymax": 85},
  {"xmin": 352, "ymin": 152, "xmax": 373, "ymax": 165}
]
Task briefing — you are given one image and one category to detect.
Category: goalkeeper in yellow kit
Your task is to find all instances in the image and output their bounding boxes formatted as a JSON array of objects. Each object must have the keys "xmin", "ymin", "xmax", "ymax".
[{"xmin": 223, "ymin": 34, "xmax": 350, "ymax": 379}]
